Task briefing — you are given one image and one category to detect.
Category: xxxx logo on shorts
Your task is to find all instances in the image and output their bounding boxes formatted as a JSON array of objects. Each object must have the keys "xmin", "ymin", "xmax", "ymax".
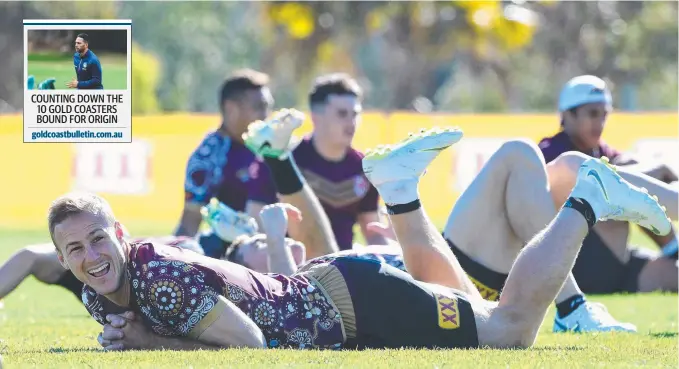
[
  {"xmin": 435, "ymin": 293, "xmax": 460, "ymax": 330},
  {"xmin": 468, "ymin": 276, "xmax": 500, "ymax": 302}
]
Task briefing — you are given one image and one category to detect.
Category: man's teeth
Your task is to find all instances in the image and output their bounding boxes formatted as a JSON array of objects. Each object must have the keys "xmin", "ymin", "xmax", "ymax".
[{"xmin": 88, "ymin": 263, "xmax": 110, "ymax": 275}]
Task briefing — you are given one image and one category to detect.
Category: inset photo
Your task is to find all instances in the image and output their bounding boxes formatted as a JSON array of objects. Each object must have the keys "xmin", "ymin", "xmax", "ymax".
[{"xmin": 26, "ymin": 29, "xmax": 128, "ymax": 90}]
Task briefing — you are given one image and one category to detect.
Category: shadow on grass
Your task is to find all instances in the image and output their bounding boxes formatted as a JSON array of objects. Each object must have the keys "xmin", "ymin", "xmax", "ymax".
[
  {"xmin": 11, "ymin": 347, "xmax": 102, "ymax": 354},
  {"xmin": 530, "ymin": 346, "xmax": 584, "ymax": 351},
  {"xmin": 476, "ymin": 345, "xmax": 585, "ymax": 352},
  {"xmin": 649, "ymin": 332, "xmax": 678, "ymax": 338}
]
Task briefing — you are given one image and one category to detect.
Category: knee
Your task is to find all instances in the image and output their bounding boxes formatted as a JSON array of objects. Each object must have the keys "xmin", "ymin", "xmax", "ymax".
[
  {"xmin": 496, "ymin": 139, "xmax": 546, "ymax": 166},
  {"xmin": 551, "ymin": 151, "xmax": 589, "ymax": 175},
  {"xmin": 484, "ymin": 306, "xmax": 538, "ymax": 349}
]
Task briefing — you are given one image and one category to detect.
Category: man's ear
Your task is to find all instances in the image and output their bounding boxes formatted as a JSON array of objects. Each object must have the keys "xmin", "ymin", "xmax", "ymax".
[
  {"xmin": 114, "ymin": 221, "xmax": 125, "ymax": 242},
  {"xmin": 56, "ymin": 249, "xmax": 69, "ymax": 270}
]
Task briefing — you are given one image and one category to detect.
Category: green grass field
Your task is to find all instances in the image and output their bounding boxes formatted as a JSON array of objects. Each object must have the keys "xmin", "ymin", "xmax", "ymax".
[
  {"xmin": 27, "ymin": 53, "xmax": 127, "ymax": 90},
  {"xmin": 0, "ymin": 226, "xmax": 676, "ymax": 368}
]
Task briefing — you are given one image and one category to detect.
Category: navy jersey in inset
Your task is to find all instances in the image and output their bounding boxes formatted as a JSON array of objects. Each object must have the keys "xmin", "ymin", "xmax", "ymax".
[{"xmin": 73, "ymin": 50, "xmax": 104, "ymax": 89}]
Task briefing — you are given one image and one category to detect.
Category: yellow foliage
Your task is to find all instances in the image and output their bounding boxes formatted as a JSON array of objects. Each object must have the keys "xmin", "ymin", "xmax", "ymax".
[
  {"xmin": 317, "ymin": 41, "xmax": 335, "ymax": 64},
  {"xmin": 270, "ymin": 2, "xmax": 315, "ymax": 40},
  {"xmin": 131, "ymin": 42, "xmax": 160, "ymax": 114},
  {"xmin": 465, "ymin": 2, "xmax": 502, "ymax": 32},
  {"xmin": 455, "ymin": 0, "xmax": 500, "ymax": 13},
  {"xmin": 366, "ymin": 9, "xmax": 388, "ymax": 33}
]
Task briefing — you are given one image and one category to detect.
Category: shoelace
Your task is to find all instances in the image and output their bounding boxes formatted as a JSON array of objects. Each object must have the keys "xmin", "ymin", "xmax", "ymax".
[{"xmin": 583, "ymin": 302, "xmax": 620, "ymax": 326}]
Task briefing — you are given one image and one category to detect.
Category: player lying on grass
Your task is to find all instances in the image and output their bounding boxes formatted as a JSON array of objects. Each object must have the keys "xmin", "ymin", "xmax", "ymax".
[
  {"xmin": 206, "ymin": 112, "xmax": 643, "ymax": 333},
  {"xmin": 0, "ymin": 202, "xmax": 258, "ymax": 307},
  {"xmin": 74, "ymin": 113, "xmax": 669, "ymax": 351}
]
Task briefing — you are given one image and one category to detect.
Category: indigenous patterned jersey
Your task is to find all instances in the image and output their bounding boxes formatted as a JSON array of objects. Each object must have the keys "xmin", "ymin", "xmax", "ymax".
[
  {"xmin": 81, "ymin": 242, "xmax": 345, "ymax": 349},
  {"xmin": 184, "ymin": 131, "xmax": 275, "ymax": 211}
]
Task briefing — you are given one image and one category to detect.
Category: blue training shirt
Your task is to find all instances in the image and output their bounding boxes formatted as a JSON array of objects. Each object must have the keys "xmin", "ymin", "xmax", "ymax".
[{"xmin": 73, "ymin": 50, "xmax": 104, "ymax": 89}]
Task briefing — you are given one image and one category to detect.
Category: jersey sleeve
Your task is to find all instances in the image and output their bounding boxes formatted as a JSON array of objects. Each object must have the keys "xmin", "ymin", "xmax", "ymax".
[
  {"xmin": 246, "ymin": 160, "xmax": 278, "ymax": 204},
  {"xmin": 358, "ymin": 181, "xmax": 380, "ymax": 213},
  {"xmin": 538, "ymin": 137, "xmax": 561, "ymax": 164},
  {"xmin": 184, "ymin": 141, "xmax": 217, "ymax": 205},
  {"xmin": 132, "ymin": 259, "xmax": 224, "ymax": 338},
  {"xmin": 82, "ymin": 285, "xmax": 129, "ymax": 326}
]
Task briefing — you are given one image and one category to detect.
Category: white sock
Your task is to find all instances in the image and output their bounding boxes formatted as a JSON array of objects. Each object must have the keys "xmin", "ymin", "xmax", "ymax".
[{"xmin": 376, "ymin": 179, "xmax": 419, "ymax": 205}]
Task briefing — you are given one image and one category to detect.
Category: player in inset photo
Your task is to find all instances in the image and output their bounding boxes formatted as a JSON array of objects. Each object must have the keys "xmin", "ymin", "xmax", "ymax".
[{"xmin": 66, "ymin": 33, "xmax": 104, "ymax": 90}]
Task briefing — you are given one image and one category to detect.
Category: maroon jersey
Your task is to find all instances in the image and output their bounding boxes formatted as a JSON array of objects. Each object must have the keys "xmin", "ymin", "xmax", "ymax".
[
  {"xmin": 82, "ymin": 242, "xmax": 344, "ymax": 349},
  {"xmin": 248, "ymin": 137, "xmax": 380, "ymax": 250},
  {"xmin": 538, "ymin": 131, "xmax": 621, "ymax": 164}
]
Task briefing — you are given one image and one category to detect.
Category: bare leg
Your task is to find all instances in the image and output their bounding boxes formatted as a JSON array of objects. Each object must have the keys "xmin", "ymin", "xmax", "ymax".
[
  {"xmin": 362, "ymin": 128, "xmax": 480, "ymax": 298},
  {"xmin": 443, "ymin": 140, "xmax": 583, "ymax": 305},
  {"xmin": 479, "ymin": 157, "xmax": 671, "ymax": 348},
  {"xmin": 480, "ymin": 209, "xmax": 589, "ymax": 348},
  {"xmin": 0, "ymin": 244, "xmax": 66, "ymax": 299},
  {"xmin": 389, "ymin": 206, "xmax": 482, "ymax": 299},
  {"xmin": 548, "ymin": 151, "xmax": 678, "ymax": 292}
]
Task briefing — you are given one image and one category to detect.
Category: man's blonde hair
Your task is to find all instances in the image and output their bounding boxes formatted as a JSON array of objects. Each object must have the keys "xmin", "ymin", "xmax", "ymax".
[{"xmin": 48, "ymin": 192, "xmax": 117, "ymax": 247}]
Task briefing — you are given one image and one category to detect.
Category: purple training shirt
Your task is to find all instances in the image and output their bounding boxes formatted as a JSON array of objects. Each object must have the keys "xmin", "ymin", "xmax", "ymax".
[
  {"xmin": 538, "ymin": 131, "xmax": 621, "ymax": 164},
  {"xmin": 248, "ymin": 137, "xmax": 380, "ymax": 250}
]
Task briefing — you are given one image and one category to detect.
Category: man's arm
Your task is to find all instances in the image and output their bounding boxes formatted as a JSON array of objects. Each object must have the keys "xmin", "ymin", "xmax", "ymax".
[
  {"xmin": 357, "ymin": 183, "xmax": 388, "ymax": 245},
  {"xmin": 188, "ymin": 296, "xmax": 266, "ymax": 348},
  {"xmin": 246, "ymin": 160, "xmax": 279, "ymax": 228},
  {"xmin": 246, "ymin": 201, "xmax": 267, "ymax": 228},
  {"xmin": 101, "ymin": 296, "xmax": 266, "ymax": 351},
  {"xmin": 177, "ymin": 145, "xmax": 219, "ymax": 237},
  {"xmin": 267, "ymin": 156, "xmax": 340, "ymax": 259},
  {"xmin": 358, "ymin": 211, "xmax": 389, "ymax": 245},
  {"xmin": 174, "ymin": 202, "xmax": 203, "ymax": 237},
  {"xmin": 260, "ymin": 203, "xmax": 302, "ymax": 275},
  {"xmin": 77, "ymin": 59, "xmax": 102, "ymax": 89}
]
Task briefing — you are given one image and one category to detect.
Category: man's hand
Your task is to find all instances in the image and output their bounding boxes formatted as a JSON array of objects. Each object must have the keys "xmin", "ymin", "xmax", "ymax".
[
  {"xmin": 646, "ymin": 163, "xmax": 678, "ymax": 184},
  {"xmin": 259, "ymin": 203, "xmax": 302, "ymax": 239},
  {"xmin": 98, "ymin": 311, "xmax": 154, "ymax": 351},
  {"xmin": 66, "ymin": 78, "xmax": 78, "ymax": 89},
  {"xmin": 365, "ymin": 207, "xmax": 397, "ymax": 242}
]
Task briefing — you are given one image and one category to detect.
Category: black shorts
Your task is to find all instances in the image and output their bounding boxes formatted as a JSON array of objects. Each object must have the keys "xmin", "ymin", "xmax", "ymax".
[
  {"xmin": 446, "ymin": 238, "xmax": 508, "ymax": 301},
  {"xmin": 572, "ymin": 230, "xmax": 652, "ymax": 293},
  {"xmin": 55, "ymin": 270, "xmax": 85, "ymax": 299},
  {"xmin": 335, "ymin": 256, "xmax": 479, "ymax": 349},
  {"xmin": 197, "ymin": 231, "xmax": 229, "ymax": 259}
]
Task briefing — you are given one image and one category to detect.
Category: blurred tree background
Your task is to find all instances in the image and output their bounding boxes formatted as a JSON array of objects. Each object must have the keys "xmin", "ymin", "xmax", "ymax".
[{"xmin": 0, "ymin": 1, "xmax": 676, "ymax": 114}]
